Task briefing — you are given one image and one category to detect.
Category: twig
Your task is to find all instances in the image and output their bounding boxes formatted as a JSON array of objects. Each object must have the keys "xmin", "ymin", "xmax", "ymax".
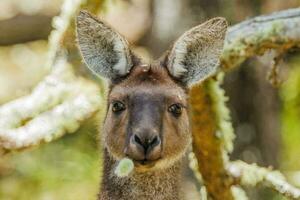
[{"xmin": 228, "ymin": 161, "xmax": 300, "ymax": 199}]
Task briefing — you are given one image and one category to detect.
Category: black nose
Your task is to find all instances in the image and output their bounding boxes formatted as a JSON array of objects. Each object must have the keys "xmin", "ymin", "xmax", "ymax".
[
  {"xmin": 125, "ymin": 129, "xmax": 162, "ymax": 162},
  {"xmin": 133, "ymin": 134, "xmax": 160, "ymax": 152}
]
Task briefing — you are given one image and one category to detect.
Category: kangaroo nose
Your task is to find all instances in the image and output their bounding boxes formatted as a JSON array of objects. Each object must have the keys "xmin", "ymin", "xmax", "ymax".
[
  {"xmin": 133, "ymin": 134, "xmax": 160, "ymax": 151},
  {"xmin": 126, "ymin": 130, "xmax": 162, "ymax": 162}
]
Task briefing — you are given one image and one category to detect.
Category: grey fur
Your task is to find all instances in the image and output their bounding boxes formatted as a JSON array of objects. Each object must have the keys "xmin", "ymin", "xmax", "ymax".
[
  {"xmin": 76, "ymin": 10, "xmax": 132, "ymax": 79},
  {"xmin": 167, "ymin": 17, "xmax": 228, "ymax": 86}
]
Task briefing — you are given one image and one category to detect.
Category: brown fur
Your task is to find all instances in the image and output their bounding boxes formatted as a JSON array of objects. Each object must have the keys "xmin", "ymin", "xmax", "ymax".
[
  {"xmin": 99, "ymin": 149, "xmax": 184, "ymax": 200},
  {"xmin": 98, "ymin": 63, "xmax": 192, "ymax": 199}
]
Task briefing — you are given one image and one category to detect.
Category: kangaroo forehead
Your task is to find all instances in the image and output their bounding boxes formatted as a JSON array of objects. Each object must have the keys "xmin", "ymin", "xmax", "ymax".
[
  {"xmin": 120, "ymin": 64, "xmax": 176, "ymax": 85},
  {"xmin": 110, "ymin": 84, "xmax": 186, "ymax": 104},
  {"xmin": 109, "ymin": 64, "xmax": 187, "ymax": 101}
]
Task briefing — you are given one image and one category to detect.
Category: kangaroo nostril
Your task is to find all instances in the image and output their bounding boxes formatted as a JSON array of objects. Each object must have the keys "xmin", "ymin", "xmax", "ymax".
[
  {"xmin": 134, "ymin": 134, "xmax": 143, "ymax": 146},
  {"xmin": 131, "ymin": 133, "xmax": 161, "ymax": 159},
  {"xmin": 129, "ymin": 133, "xmax": 161, "ymax": 161},
  {"xmin": 150, "ymin": 136, "xmax": 160, "ymax": 147}
]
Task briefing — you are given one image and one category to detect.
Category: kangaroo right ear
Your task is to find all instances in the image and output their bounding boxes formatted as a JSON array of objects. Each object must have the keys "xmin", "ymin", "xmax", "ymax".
[
  {"xmin": 166, "ymin": 17, "xmax": 227, "ymax": 86},
  {"xmin": 76, "ymin": 10, "xmax": 133, "ymax": 80}
]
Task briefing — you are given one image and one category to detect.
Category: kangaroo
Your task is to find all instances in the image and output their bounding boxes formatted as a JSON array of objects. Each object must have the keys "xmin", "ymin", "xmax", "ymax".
[{"xmin": 76, "ymin": 10, "xmax": 227, "ymax": 200}]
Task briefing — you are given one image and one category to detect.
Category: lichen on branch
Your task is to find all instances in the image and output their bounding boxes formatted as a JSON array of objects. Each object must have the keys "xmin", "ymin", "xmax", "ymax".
[
  {"xmin": 222, "ymin": 7, "xmax": 300, "ymax": 70},
  {"xmin": 0, "ymin": 59, "xmax": 102, "ymax": 150},
  {"xmin": 189, "ymin": 74, "xmax": 235, "ymax": 200},
  {"xmin": 190, "ymin": 7, "xmax": 300, "ymax": 200},
  {"xmin": 228, "ymin": 161, "xmax": 300, "ymax": 199},
  {"xmin": 0, "ymin": 0, "xmax": 104, "ymax": 151},
  {"xmin": 206, "ymin": 73, "xmax": 235, "ymax": 153}
]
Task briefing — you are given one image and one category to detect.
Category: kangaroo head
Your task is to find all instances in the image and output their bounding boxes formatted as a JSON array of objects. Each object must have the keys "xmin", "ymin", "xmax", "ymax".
[{"xmin": 76, "ymin": 11, "xmax": 227, "ymax": 171}]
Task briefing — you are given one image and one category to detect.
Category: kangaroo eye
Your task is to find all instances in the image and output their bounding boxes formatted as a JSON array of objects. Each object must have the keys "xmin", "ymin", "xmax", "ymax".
[
  {"xmin": 168, "ymin": 104, "xmax": 182, "ymax": 117},
  {"xmin": 112, "ymin": 101, "xmax": 126, "ymax": 113}
]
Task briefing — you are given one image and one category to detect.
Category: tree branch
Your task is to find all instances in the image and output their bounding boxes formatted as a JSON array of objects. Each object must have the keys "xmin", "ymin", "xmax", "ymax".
[
  {"xmin": 228, "ymin": 161, "xmax": 300, "ymax": 199},
  {"xmin": 190, "ymin": 73, "xmax": 235, "ymax": 200},
  {"xmin": 0, "ymin": 59, "xmax": 101, "ymax": 150},
  {"xmin": 0, "ymin": 0, "xmax": 104, "ymax": 151},
  {"xmin": 222, "ymin": 7, "xmax": 300, "ymax": 69},
  {"xmin": 191, "ymin": 8, "xmax": 300, "ymax": 200}
]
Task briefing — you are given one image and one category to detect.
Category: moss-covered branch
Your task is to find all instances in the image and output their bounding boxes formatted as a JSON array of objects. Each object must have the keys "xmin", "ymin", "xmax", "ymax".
[
  {"xmin": 191, "ymin": 8, "xmax": 300, "ymax": 199},
  {"xmin": 222, "ymin": 7, "xmax": 300, "ymax": 69},
  {"xmin": 0, "ymin": 0, "xmax": 104, "ymax": 151},
  {"xmin": 190, "ymin": 73, "xmax": 235, "ymax": 200},
  {"xmin": 0, "ymin": 59, "xmax": 101, "ymax": 150},
  {"xmin": 228, "ymin": 161, "xmax": 300, "ymax": 199}
]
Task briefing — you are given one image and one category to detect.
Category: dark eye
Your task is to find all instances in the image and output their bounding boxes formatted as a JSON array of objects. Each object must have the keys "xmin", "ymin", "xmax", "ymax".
[
  {"xmin": 168, "ymin": 104, "xmax": 182, "ymax": 116},
  {"xmin": 112, "ymin": 101, "xmax": 126, "ymax": 113}
]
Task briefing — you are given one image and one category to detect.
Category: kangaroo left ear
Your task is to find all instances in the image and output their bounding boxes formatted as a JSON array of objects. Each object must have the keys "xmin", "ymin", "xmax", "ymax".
[{"xmin": 166, "ymin": 17, "xmax": 228, "ymax": 86}]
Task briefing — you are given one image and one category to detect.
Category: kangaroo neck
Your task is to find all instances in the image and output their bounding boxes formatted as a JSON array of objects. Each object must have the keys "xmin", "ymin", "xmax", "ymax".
[{"xmin": 98, "ymin": 149, "xmax": 183, "ymax": 200}]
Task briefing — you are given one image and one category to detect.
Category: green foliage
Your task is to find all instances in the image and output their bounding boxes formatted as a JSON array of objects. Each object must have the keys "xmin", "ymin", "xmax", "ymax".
[
  {"xmin": 280, "ymin": 56, "xmax": 300, "ymax": 171},
  {"xmin": 0, "ymin": 119, "xmax": 101, "ymax": 200}
]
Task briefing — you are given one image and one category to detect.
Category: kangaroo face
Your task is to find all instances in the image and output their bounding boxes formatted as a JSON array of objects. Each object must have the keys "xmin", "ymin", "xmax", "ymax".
[
  {"xmin": 76, "ymin": 11, "xmax": 227, "ymax": 171},
  {"xmin": 103, "ymin": 64, "xmax": 191, "ymax": 170}
]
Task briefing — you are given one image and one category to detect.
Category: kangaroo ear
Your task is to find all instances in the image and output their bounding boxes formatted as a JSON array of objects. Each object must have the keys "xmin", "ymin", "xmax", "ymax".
[
  {"xmin": 76, "ymin": 10, "xmax": 133, "ymax": 80},
  {"xmin": 167, "ymin": 17, "xmax": 228, "ymax": 86}
]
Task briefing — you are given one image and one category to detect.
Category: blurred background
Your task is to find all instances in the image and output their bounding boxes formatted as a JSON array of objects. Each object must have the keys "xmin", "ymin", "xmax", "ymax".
[{"xmin": 0, "ymin": 0, "xmax": 300, "ymax": 199}]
